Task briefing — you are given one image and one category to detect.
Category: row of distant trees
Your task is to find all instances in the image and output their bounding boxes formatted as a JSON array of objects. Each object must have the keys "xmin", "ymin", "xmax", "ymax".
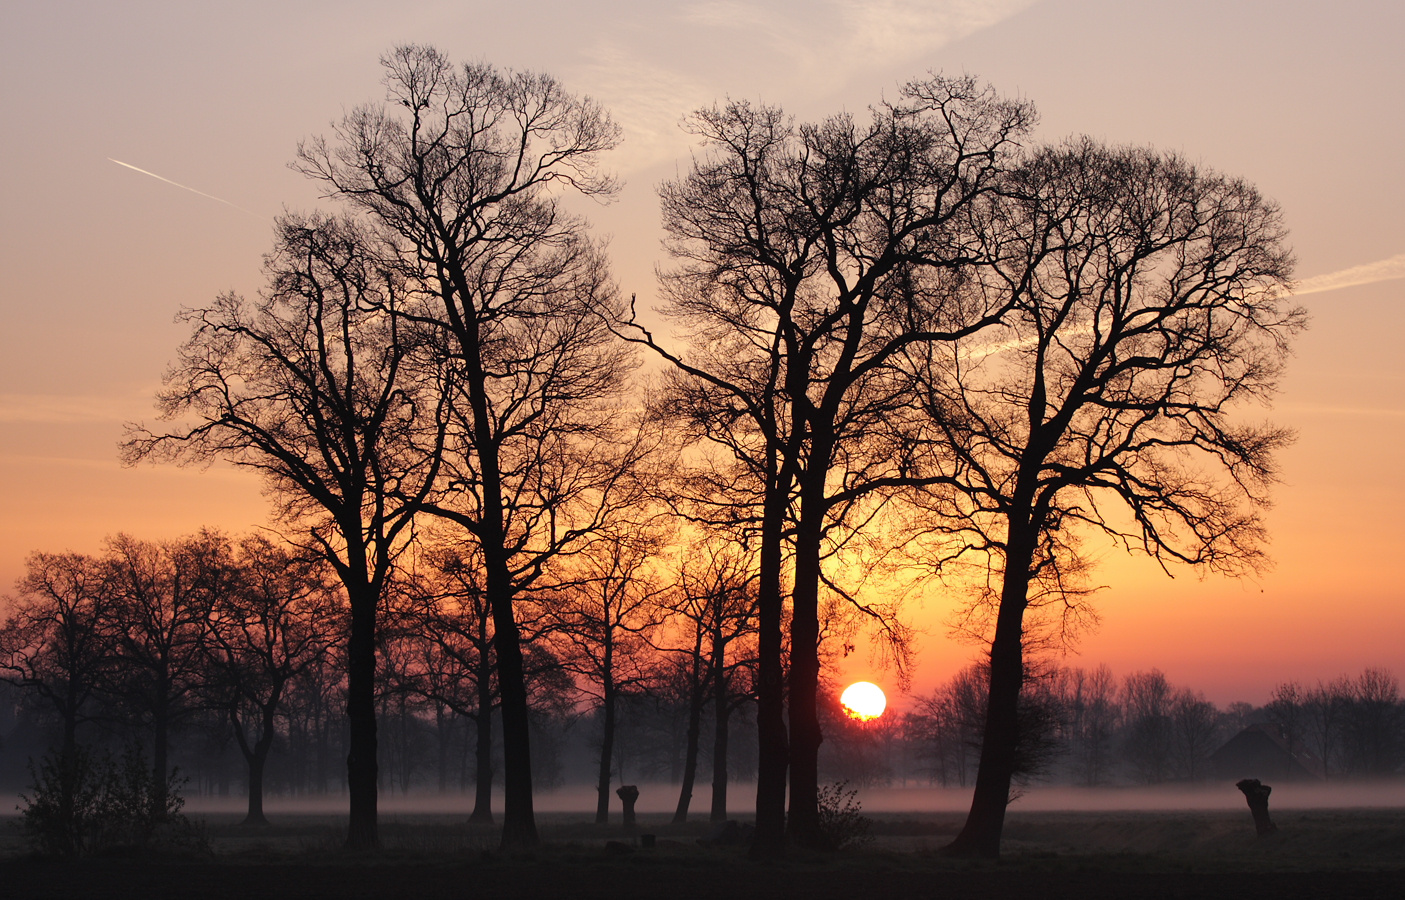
[
  {"xmin": 12, "ymin": 41, "xmax": 1306, "ymax": 857},
  {"xmin": 0, "ymin": 528, "xmax": 764, "ymax": 828},
  {"xmin": 890, "ymin": 665, "xmax": 1405, "ymax": 789},
  {"xmin": 7, "ymin": 531, "xmax": 1401, "ymax": 823}
]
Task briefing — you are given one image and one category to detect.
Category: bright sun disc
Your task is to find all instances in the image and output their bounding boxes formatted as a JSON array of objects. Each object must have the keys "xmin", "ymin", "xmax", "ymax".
[{"xmin": 840, "ymin": 681, "xmax": 886, "ymax": 721}]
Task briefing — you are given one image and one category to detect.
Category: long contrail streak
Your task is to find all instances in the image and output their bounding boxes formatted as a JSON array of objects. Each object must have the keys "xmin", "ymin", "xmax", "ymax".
[
  {"xmin": 1294, "ymin": 253, "xmax": 1405, "ymax": 296},
  {"xmin": 108, "ymin": 158, "xmax": 263, "ymax": 219}
]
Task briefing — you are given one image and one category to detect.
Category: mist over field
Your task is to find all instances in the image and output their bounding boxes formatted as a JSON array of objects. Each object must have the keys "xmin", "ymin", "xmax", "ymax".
[{"xmin": 8, "ymin": 779, "xmax": 1378, "ymax": 818}]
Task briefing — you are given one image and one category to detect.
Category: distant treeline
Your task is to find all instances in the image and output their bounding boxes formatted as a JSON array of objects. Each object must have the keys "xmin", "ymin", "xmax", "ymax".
[{"xmin": 4, "ymin": 531, "xmax": 1400, "ymax": 810}]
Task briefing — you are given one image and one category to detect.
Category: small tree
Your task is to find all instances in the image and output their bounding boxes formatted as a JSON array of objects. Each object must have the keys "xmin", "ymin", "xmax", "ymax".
[{"xmin": 200, "ymin": 535, "xmax": 340, "ymax": 826}]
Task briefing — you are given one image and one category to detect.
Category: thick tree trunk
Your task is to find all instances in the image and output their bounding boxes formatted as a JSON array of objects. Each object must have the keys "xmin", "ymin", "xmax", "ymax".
[
  {"xmin": 944, "ymin": 520, "xmax": 1035, "ymax": 859},
  {"xmin": 233, "ymin": 701, "xmax": 278, "ymax": 827},
  {"xmin": 710, "ymin": 651, "xmax": 730, "ymax": 822},
  {"xmin": 750, "ymin": 480, "xmax": 790, "ymax": 859},
  {"xmin": 345, "ymin": 583, "xmax": 379, "ymax": 851},
  {"xmin": 786, "ymin": 466, "xmax": 826, "ymax": 848},
  {"xmin": 152, "ymin": 686, "xmax": 171, "ymax": 819},
  {"xmin": 595, "ymin": 681, "xmax": 616, "ymax": 824},
  {"xmin": 489, "ymin": 586, "xmax": 537, "ymax": 849},
  {"xmin": 469, "ymin": 648, "xmax": 495, "ymax": 823},
  {"xmin": 244, "ymin": 751, "xmax": 269, "ymax": 827},
  {"xmin": 453, "ymin": 289, "xmax": 538, "ymax": 851}
]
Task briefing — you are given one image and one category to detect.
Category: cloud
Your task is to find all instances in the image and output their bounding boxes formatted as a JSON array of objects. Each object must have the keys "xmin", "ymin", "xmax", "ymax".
[
  {"xmin": 572, "ymin": 45, "xmax": 716, "ymax": 175},
  {"xmin": 0, "ymin": 392, "xmax": 152, "ymax": 425},
  {"xmin": 1293, "ymin": 253, "xmax": 1405, "ymax": 296},
  {"xmin": 832, "ymin": 0, "xmax": 1040, "ymax": 62},
  {"xmin": 574, "ymin": 0, "xmax": 1038, "ymax": 174}
]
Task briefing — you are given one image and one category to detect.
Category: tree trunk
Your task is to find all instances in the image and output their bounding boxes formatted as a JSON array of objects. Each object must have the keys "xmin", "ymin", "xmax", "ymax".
[
  {"xmin": 710, "ymin": 649, "xmax": 730, "ymax": 822},
  {"xmin": 750, "ymin": 476, "xmax": 790, "ymax": 858},
  {"xmin": 944, "ymin": 519, "xmax": 1035, "ymax": 859},
  {"xmin": 786, "ymin": 465, "xmax": 826, "ymax": 848},
  {"xmin": 152, "ymin": 685, "xmax": 171, "ymax": 819},
  {"xmin": 469, "ymin": 645, "xmax": 495, "ymax": 823},
  {"xmin": 673, "ymin": 674, "xmax": 704, "ymax": 823},
  {"xmin": 453, "ymin": 289, "xmax": 538, "ymax": 851},
  {"xmin": 345, "ymin": 581, "xmax": 379, "ymax": 851},
  {"xmin": 595, "ymin": 680, "xmax": 617, "ymax": 824},
  {"xmin": 489, "ymin": 584, "xmax": 537, "ymax": 849}
]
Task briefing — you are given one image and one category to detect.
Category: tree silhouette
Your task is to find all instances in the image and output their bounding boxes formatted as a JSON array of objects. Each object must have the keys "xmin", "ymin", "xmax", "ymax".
[
  {"xmin": 915, "ymin": 140, "xmax": 1302, "ymax": 857},
  {"xmin": 123, "ymin": 213, "xmax": 448, "ymax": 850},
  {"xmin": 199, "ymin": 535, "xmax": 340, "ymax": 826},
  {"xmin": 632, "ymin": 76, "xmax": 1032, "ymax": 852},
  {"xmin": 1, "ymin": 552, "xmax": 116, "ymax": 763},
  {"xmin": 295, "ymin": 45, "xmax": 637, "ymax": 849}
]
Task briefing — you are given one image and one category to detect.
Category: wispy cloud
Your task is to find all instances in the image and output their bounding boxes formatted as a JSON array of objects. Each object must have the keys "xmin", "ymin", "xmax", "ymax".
[
  {"xmin": 576, "ymin": 0, "xmax": 1037, "ymax": 174},
  {"xmin": 0, "ymin": 392, "xmax": 152, "ymax": 425},
  {"xmin": 832, "ymin": 0, "xmax": 1040, "ymax": 62},
  {"xmin": 109, "ymin": 158, "xmax": 263, "ymax": 218},
  {"xmin": 573, "ymin": 46, "xmax": 715, "ymax": 175},
  {"xmin": 1293, "ymin": 253, "xmax": 1405, "ymax": 296}
]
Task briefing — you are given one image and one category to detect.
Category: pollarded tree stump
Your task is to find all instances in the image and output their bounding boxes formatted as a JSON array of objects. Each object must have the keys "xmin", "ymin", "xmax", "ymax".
[
  {"xmin": 1236, "ymin": 778, "xmax": 1278, "ymax": 836},
  {"xmin": 616, "ymin": 785, "xmax": 640, "ymax": 830}
]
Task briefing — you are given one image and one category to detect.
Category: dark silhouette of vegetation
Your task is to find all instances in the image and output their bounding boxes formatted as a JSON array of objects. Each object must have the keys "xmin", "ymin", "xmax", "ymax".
[
  {"xmin": 123, "ymin": 213, "xmax": 449, "ymax": 850},
  {"xmin": 632, "ymin": 75, "xmax": 1033, "ymax": 854},
  {"xmin": 294, "ymin": 44, "xmax": 642, "ymax": 851},
  {"xmin": 1, "ymin": 47, "xmax": 1323, "ymax": 866},
  {"xmin": 910, "ymin": 140, "xmax": 1302, "ymax": 857}
]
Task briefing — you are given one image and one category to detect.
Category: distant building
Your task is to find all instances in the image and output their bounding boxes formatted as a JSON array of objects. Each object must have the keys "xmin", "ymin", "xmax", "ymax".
[{"xmin": 1210, "ymin": 723, "xmax": 1323, "ymax": 782}]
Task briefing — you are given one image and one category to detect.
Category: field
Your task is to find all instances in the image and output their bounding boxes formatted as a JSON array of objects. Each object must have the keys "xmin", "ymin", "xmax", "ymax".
[{"xmin": 3, "ymin": 799, "xmax": 1405, "ymax": 899}]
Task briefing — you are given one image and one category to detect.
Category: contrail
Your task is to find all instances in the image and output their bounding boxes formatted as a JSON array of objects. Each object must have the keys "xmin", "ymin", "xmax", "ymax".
[
  {"xmin": 1294, "ymin": 253, "xmax": 1405, "ymax": 296},
  {"xmin": 108, "ymin": 158, "xmax": 263, "ymax": 219}
]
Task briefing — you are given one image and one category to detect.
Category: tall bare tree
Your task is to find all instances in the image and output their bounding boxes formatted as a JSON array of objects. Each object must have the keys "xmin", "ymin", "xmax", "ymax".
[
  {"xmin": 631, "ymin": 77, "xmax": 1032, "ymax": 852},
  {"xmin": 294, "ymin": 44, "xmax": 639, "ymax": 849},
  {"xmin": 915, "ymin": 139, "xmax": 1303, "ymax": 857},
  {"xmin": 656, "ymin": 541, "xmax": 757, "ymax": 823},
  {"xmin": 123, "ymin": 213, "xmax": 448, "ymax": 850}
]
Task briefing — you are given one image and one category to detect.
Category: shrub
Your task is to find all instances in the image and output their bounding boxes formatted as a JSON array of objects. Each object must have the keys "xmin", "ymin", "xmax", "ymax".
[
  {"xmin": 17, "ymin": 745, "xmax": 205, "ymax": 857},
  {"xmin": 814, "ymin": 781, "xmax": 871, "ymax": 851}
]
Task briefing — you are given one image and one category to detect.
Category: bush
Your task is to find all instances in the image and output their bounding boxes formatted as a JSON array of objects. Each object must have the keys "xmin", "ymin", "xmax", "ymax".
[
  {"xmin": 814, "ymin": 781, "xmax": 871, "ymax": 851},
  {"xmin": 17, "ymin": 745, "xmax": 205, "ymax": 857}
]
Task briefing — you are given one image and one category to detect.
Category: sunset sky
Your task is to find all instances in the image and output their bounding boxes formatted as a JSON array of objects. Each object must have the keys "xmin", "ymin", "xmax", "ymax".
[{"xmin": 2, "ymin": 0, "xmax": 1401, "ymax": 707}]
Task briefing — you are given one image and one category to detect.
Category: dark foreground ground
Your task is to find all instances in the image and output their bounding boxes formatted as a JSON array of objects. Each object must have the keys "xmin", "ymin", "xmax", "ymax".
[{"xmin": 4, "ymin": 808, "xmax": 1404, "ymax": 899}]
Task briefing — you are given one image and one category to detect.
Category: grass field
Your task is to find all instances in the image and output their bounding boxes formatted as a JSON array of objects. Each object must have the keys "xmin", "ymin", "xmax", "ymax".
[{"xmin": 3, "ymin": 802, "xmax": 1404, "ymax": 899}]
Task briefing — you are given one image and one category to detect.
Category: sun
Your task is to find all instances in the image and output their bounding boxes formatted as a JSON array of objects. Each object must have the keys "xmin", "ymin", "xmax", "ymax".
[{"xmin": 840, "ymin": 681, "xmax": 887, "ymax": 721}]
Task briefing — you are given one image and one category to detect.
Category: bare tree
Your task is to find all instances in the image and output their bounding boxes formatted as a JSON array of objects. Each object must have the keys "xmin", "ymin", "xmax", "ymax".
[
  {"xmin": 294, "ymin": 45, "xmax": 635, "ymax": 849},
  {"xmin": 1057, "ymin": 664, "xmax": 1118, "ymax": 787},
  {"xmin": 1120, "ymin": 670, "xmax": 1175, "ymax": 784},
  {"xmin": 548, "ymin": 531, "xmax": 667, "ymax": 824},
  {"xmin": 0, "ymin": 552, "xmax": 116, "ymax": 762},
  {"xmin": 913, "ymin": 139, "xmax": 1302, "ymax": 857},
  {"xmin": 632, "ymin": 77, "xmax": 1032, "ymax": 852},
  {"xmin": 200, "ymin": 535, "xmax": 340, "ymax": 826},
  {"xmin": 1304, "ymin": 676, "xmax": 1353, "ymax": 780},
  {"xmin": 123, "ymin": 213, "xmax": 447, "ymax": 850},
  {"xmin": 102, "ymin": 531, "xmax": 230, "ymax": 807},
  {"xmin": 1169, "ymin": 688, "xmax": 1222, "ymax": 781},
  {"xmin": 655, "ymin": 541, "xmax": 758, "ymax": 822}
]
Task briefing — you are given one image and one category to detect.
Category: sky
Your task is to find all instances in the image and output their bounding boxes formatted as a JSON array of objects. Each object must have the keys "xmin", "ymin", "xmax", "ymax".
[{"xmin": 1, "ymin": 0, "xmax": 1402, "ymax": 708}]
